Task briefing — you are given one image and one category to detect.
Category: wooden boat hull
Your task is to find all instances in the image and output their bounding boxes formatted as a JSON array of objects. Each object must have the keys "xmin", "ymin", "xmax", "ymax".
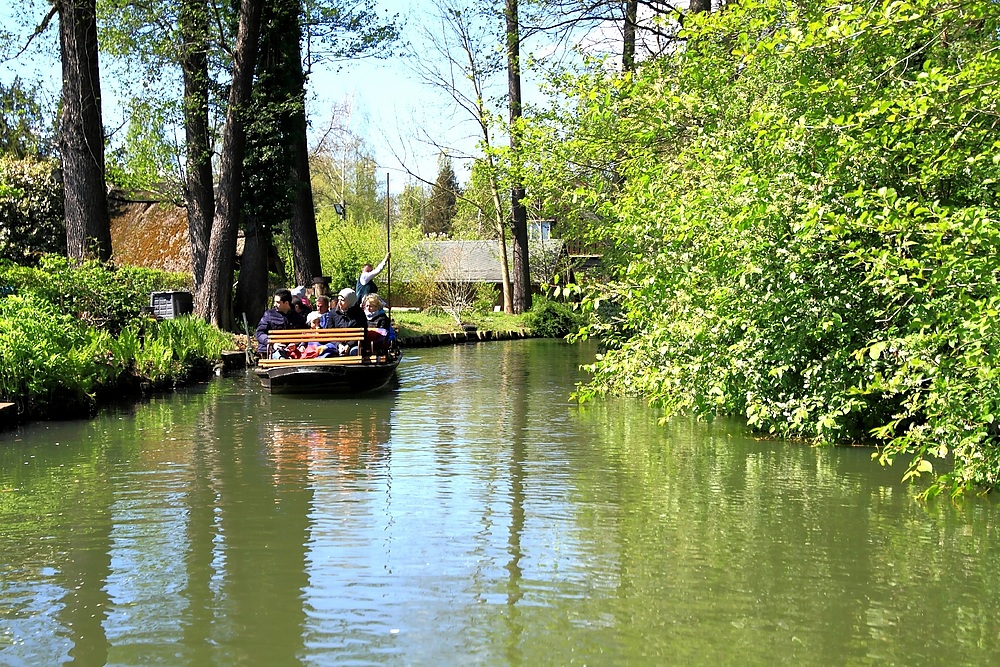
[{"xmin": 254, "ymin": 355, "xmax": 401, "ymax": 395}]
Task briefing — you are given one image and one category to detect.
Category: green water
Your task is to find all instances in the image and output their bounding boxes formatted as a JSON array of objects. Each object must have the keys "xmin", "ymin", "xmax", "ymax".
[{"xmin": 1, "ymin": 339, "xmax": 998, "ymax": 665}]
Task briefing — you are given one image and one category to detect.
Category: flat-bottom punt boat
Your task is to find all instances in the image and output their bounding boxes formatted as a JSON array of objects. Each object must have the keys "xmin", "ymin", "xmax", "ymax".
[{"xmin": 254, "ymin": 327, "xmax": 401, "ymax": 395}]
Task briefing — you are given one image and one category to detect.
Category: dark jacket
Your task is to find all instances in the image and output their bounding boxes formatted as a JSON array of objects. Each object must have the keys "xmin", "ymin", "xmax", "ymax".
[
  {"xmin": 330, "ymin": 304, "xmax": 366, "ymax": 329},
  {"xmin": 366, "ymin": 309, "xmax": 391, "ymax": 330},
  {"xmin": 255, "ymin": 307, "xmax": 306, "ymax": 355},
  {"xmin": 355, "ymin": 278, "xmax": 377, "ymax": 301}
]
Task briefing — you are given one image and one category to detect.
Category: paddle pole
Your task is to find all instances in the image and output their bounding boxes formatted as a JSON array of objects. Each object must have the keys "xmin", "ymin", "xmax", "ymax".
[{"xmin": 386, "ymin": 172, "xmax": 391, "ymax": 321}]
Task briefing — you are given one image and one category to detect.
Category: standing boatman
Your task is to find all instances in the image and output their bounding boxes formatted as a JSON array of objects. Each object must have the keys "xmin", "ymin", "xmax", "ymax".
[{"xmin": 356, "ymin": 252, "xmax": 390, "ymax": 301}]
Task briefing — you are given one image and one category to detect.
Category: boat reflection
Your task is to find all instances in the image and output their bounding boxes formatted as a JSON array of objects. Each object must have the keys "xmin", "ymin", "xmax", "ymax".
[{"xmin": 262, "ymin": 395, "xmax": 395, "ymax": 487}]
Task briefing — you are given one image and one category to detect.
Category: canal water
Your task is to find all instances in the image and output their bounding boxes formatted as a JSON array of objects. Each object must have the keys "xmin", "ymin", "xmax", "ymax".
[{"xmin": 1, "ymin": 339, "xmax": 999, "ymax": 666}]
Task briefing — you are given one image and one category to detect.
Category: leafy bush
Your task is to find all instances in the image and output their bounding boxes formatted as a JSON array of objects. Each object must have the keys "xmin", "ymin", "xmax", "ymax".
[
  {"xmin": 0, "ymin": 156, "xmax": 64, "ymax": 264},
  {"xmin": 524, "ymin": 296, "xmax": 585, "ymax": 339},
  {"xmin": 0, "ymin": 255, "xmax": 189, "ymax": 331},
  {"xmin": 0, "ymin": 293, "xmax": 117, "ymax": 416},
  {"xmin": 133, "ymin": 316, "xmax": 234, "ymax": 386},
  {"xmin": 0, "ymin": 267, "xmax": 235, "ymax": 418},
  {"xmin": 535, "ymin": 0, "xmax": 1000, "ymax": 495},
  {"xmin": 317, "ymin": 217, "xmax": 423, "ymax": 299}
]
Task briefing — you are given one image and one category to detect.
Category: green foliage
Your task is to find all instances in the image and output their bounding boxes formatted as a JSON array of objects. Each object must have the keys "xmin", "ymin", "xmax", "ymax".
[
  {"xmin": 0, "ymin": 255, "xmax": 190, "ymax": 332},
  {"xmin": 451, "ymin": 157, "xmax": 508, "ymax": 240},
  {"xmin": 470, "ymin": 282, "xmax": 499, "ymax": 314},
  {"xmin": 317, "ymin": 217, "xmax": 423, "ymax": 297},
  {"xmin": 0, "ymin": 156, "xmax": 65, "ymax": 264},
  {"xmin": 524, "ymin": 295, "xmax": 585, "ymax": 339},
  {"xmin": 533, "ymin": 0, "xmax": 1000, "ymax": 495},
  {"xmin": 0, "ymin": 293, "xmax": 117, "ymax": 417},
  {"xmin": 0, "ymin": 283, "xmax": 236, "ymax": 418},
  {"xmin": 105, "ymin": 98, "xmax": 183, "ymax": 195},
  {"xmin": 0, "ymin": 77, "xmax": 55, "ymax": 157},
  {"xmin": 132, "ymin": 316, "xmax": 234, "ymax": 386}
]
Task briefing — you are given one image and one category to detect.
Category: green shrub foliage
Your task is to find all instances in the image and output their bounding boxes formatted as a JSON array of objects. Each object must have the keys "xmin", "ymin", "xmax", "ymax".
[
  {"xmin": 532, "ymin": 0, "xmax": 1000, "ymax": 496},
  {"xmin": 0, "ymin": 257, "xmax": 232, "ymax": 418},
  {"xmin": 525, "ymin": 296, "xmax": 585, "ymax": 339},
  {"xmin": 0, "ymin": 255, "xmax": 189, "ymax": 331},
  {"xmin": 0, "ymin": 156, "xmax": 65, "ymax": 263}
]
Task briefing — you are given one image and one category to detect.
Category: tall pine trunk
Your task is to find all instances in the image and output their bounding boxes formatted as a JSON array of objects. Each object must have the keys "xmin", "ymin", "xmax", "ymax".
[
  {"xmin": 58, "ymin": 0, "xmax": 111, "ymax": 262},
  {"xmin": 196, "ymin": 0, "xmax": 263, "ymax": 328}
]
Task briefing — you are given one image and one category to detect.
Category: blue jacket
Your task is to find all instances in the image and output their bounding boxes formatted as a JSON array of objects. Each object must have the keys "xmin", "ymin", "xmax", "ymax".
[{"xmin": 255, "ymin": 307, "xmax": 306, "ymax": 355}]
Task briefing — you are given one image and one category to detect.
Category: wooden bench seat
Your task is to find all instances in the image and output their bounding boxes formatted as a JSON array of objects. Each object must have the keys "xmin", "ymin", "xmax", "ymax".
[
  {"xmin": 266, "ymin": 328, "xmax": 366, "ymax": 344},
  {"xmin": 261, "ymin": 328, "xmax": 385, "ymax": 367},
  {"xmin": 258, "ymin": 356, "xmax": 366, "ymax": 368}
]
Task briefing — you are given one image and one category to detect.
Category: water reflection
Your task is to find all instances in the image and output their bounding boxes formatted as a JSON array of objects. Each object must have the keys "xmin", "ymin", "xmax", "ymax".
[{"xmin": 2, "ymin": 342, "xmax": 1000, "ymax": 665}]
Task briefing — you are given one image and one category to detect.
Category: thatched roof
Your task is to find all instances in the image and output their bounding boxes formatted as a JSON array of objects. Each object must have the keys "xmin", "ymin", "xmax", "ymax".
[{"xmin": 109, "ymin": 194, "xmax": 192, "ymax": 274}]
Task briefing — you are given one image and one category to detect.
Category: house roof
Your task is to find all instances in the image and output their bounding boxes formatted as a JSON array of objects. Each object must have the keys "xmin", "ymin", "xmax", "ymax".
[
  {"xmin": 109, "ymin": 196, "xmax": 192, "ymax": 274},
  {"xmin": 404, "ymin": 239, "xmax": 566, "ymax": 283}
]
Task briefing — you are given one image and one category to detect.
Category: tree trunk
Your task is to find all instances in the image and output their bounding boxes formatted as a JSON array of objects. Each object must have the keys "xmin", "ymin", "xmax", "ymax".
[
  {"xmin": 287, "ymin": 25, "xmax": 322, "ymax": 287},
  {"xmin": 58, "ymin": 0, "xmax": 111, "ymax": 262},
  {"xmin": 179, "ymin": 0, "xmax": 214, "ymax": 289},
  {"xmin": 506, "ymin": 0, "xmax": 531, "ymax": 314},
  {"xmin": 488, "ymin": 160, "xmax": 513, "ymax": 314},
  {"xmin": 623, "ymin": 0, "xmax": 637, "ymax": 72},
  {"xmin": 234, "ymin": 218, "xmax": 269, "ymax": 325},
  {"xmin": 196, "ymin": 0, "xmax": 263, "ymax": 329},
  {"xmin": 689, "ymin": 0, "xmax": 712, "ymax": 13}
]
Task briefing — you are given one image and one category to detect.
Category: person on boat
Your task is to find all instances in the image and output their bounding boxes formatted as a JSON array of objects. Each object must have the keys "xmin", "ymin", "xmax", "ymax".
[
  {"xmin": 291, "ymin": 295, "xmax": 312, "ymax": 320},
  {"xmin": 330, "ymin": 288, "xmax": 366, "ymax": 355},
  {"xmin": 331, "ymin": 288, "xmax": 366, "ymax": 328},
  {"xmin": 255, "ymin": 288, "xmax": 307, "ymax": 358},
  {"xmin": 291, "ymin": 285, "xmax": 311, "ymax": 308},
  {"xmin": 361, "ymin": 293, "xmax": 390, "ymax": 330},
  {"xmin": 361, "ymin": 293, "xmax": 395, "ymax": 356},
  {"xmin": 356, "ymin": 252, "xmax": 389, "ymax": 301},
  {"xmin": 314, "ymin": 294, "xmax": 333, "ymax": 328}
]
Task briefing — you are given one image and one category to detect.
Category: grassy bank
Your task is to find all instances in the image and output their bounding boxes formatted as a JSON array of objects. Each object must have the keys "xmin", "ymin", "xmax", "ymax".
[{"xmin": 391, "ymin": 298, "xmax": 585, "ymax": 340}]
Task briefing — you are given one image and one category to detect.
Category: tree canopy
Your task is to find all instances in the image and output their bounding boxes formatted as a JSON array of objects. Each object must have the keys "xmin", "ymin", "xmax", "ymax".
[{"xmin": 525, "ymin": 0, "xmax": 1000, "ymax": 496}]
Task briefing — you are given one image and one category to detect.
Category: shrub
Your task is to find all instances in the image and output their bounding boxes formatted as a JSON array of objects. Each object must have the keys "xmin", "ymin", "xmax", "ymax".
[
  {"xmin": 0, "ymin": 156, "xmax": 65, "ymax": 264},
  {"xmin": 0, "ymin": 255, "xmax": 189, "ymax": 332},
  {"xmin": 524, "ymin": 296, "xmax": 585, "ymax": 339}
]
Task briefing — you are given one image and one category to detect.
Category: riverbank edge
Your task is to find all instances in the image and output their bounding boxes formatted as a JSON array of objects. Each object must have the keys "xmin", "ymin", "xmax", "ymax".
[
  {"xmin": 397, "ymin": 328, "xmax": 536, "ymax": 348},
  {"xmin": 0, "ymin": 328, "xmax": 537, "ymax": 433}
]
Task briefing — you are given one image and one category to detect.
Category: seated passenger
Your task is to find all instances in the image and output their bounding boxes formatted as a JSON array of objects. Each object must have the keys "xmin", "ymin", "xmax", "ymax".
[
  {"xmin": 314, "ymin": 295, "xmax": 333, "ymax": 328},
  {"xmin": 361, "ymin": 294, "xmax": 390, "ymax": 329},
  {"xmin": 330, "ymin": 288, "xmax": 366, "ymax": 355},
  {"xmin": 291, "ymin": 295, "xmax": 312, "ymax": 320},
  {"xmin": 361, "ymin": 293, "xmax": 394, "ymax": 355},
  {"xmin": 255, "ymin": 288, "xmax": 307, "ymax": 358},
  {"xmin": 331, "ymin": 288, "xmax": 366, "ymax": 329}
]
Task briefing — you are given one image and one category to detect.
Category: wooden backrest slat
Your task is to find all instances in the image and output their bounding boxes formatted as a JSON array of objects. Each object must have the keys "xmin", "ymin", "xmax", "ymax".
[
  {"xmin": 267, "ymin": 327, "xmax": 365, "ymax": 337},
  {"xmin": 258, "ymin": 356, "xmax": 366, "ymax": 368}
]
